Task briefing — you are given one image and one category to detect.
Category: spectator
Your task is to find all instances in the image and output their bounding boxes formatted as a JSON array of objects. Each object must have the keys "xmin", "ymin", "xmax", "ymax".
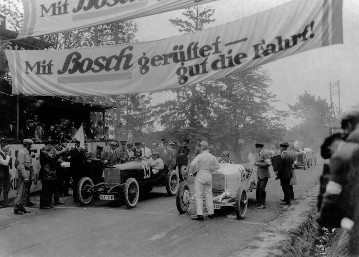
[
  {"xmin": 0, "ymin": 143, "xmax": 11, "ymax": 208},
  {"xmin": 149, "ymin": 152, "xmax": 164, "ymax": 175},
  {"xmin": 34, "ymin": 123, "xmax": 45, "ymax": 142},
  {"xmin": 127, "ymin": 143, "xmax": 134, "ymax": 160},
  {"xmin": 319, "ymin": 110, "xmax": 359, "ymax": 256},
  {"xmin": 132, "ymin": 142, "xmax": 143, "ymax": 160},
  {"xmin": 176, "ymin": 139, "xmax": 190, "ymax": 169},
  {"xmin": 141, "ymin": 141, "xmax": 152, "ymax": 160},
  {"xmin": 14, "ymin": 139, "xmax": 34, "ymax": 215}
]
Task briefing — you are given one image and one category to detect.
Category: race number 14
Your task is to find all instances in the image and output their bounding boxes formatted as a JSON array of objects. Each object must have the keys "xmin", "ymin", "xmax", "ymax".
[{"xmin": 143, "ymin": 164, "xmax": 150, "ymax": 179}]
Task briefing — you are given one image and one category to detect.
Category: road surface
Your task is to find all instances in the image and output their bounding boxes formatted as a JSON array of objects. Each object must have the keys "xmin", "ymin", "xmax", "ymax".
[{"xmin": 0, "ymin": 163, "xmax": 322, "ymax": 257}]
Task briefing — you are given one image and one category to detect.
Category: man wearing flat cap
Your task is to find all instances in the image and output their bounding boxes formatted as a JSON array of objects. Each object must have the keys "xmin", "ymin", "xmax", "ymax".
[
  {"xmin": 14, "ymin": 139, "xmax": 34, "ymax": 214},
  {"xmin": 189, "ymin": 141, "xmax": 220, "ymax": 220},
  {"xmin": 254, "ymin": 143, "xmax": 271, "ymax": 209},
  {"xmin": 278, "ymin": 142, "xmax": 295, "ymax": 205},
  {"xmin": 117, "ymin": 140, "xmax": 129, "ymax": 163}
]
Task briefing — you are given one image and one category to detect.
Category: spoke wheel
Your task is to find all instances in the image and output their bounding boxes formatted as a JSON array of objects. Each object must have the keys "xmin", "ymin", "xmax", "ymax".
[
  {"xmin": 124, "ymin": 178, "xmax": 139, "ymax": 208},
  {"xmin": 166, "ymin": 169, "xmax": 179, "ymax": 196},
  {"xmin": 179, "ymin": 165, "xmax": 188, "ymax": 181},
  {"xmin": 235, "ymin": 190, "xmax": 247, "ymax": 220},
  {"xmin": 77, "ymin": 177, "xmax": 94, "ymax": 205},
  {"xmin": 176, "ymin": 181, "xmax": 190, "ymax": 214}
]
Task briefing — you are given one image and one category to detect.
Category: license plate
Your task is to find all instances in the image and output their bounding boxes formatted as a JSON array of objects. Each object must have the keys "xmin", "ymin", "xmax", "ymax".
[
  {"xmin": 100, "ymin": 195, "xmax": 114, "ymax": 200},
  {"xmin": 214, "ymin": 204, "xmax": 221, "ymax": 209}
]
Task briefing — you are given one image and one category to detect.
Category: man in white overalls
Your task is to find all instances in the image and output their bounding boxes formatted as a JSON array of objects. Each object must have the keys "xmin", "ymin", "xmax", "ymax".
[{"xmin": 189, "ymin": 141, "xmax": 220, "ymax": 220}]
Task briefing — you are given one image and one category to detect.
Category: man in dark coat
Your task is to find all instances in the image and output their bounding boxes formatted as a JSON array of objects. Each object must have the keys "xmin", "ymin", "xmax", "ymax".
[
  {"xmin": 176, "ymin": 139, "xmax": 191, "ymax": 169},
  {"xmin": 69, "ymin": 140, "xmax": 86, "ymax": 201},
  {"xmin": 278, "ymin": 142, "xmax": 295, "ymax": 205},
  {"xmin": 254, "ymin": 143, "xmax": 271, "ymax": 209}
]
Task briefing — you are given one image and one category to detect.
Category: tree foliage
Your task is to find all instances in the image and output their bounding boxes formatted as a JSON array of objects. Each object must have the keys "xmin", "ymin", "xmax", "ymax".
[
  {"xmin": 0, "ymin": 0, "xmax": 23, "ymax": 31},
  {"xmin": 286, "ymin": 91, "xmax": 335, "ymax": 148},
  {"xmin": 153, "ymin": 6, "xmax": 286, "ymax": 160}
]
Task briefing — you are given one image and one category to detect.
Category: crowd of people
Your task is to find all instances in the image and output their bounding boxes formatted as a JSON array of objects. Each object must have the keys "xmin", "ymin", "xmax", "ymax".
[
  {"xmin": 3, "ymin": 113, "xmax": 357, "ymax": 255},
  {"xmin": 1, "ymin": 115, "xmax": 108, "ymax": 143},
  {"xmin": 317, "ymin": 109, "xmax": 359, "ymax": 256}
]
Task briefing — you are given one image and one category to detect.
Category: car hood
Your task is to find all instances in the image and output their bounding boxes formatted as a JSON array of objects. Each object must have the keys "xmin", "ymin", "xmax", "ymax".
[{"xmin": 113, "ymin": 160, "xmax": 151, "ymax": 170}]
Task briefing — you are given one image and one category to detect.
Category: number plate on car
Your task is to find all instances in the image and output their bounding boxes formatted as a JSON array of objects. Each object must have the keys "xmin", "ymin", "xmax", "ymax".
[
  {"xmin": 100, "ymin": 195, "xmax": 114, "ymax": 200},
  {"xmin": 214, "ymin": 204, "xmax": 221, "ymax": 209}
]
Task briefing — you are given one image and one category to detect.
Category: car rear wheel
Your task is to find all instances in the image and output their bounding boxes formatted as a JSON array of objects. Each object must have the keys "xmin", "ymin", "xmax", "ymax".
[
  {"xmin": 179, "ymin": 165, "xmax": 188, "ymax": 181},
  {"xmin": 176, "ymin": 181, "xmax": 191, "ymax": 214},
  {"xmin": 235, "ymin": 190, "xmax": 247, "ymax": 220},
  {"xmin": 124, "ymin": 178, "xmax": 139, "ymax": 208},
  {"xmin": 166, "ymin": 169, "xmax": 179, "ymax": 196},
  {"xmin": 77, "ymin": 177, "xmax": 94, "ymax": 206}
]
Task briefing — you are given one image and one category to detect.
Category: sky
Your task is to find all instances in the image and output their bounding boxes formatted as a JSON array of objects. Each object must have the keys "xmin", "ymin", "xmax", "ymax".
[{"xmin": 133, "ymin": 0, "xmax": 359, "ymax": 114}]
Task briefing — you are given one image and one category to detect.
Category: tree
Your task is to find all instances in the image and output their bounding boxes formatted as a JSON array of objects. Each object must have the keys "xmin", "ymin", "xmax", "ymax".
[
  {"xmin": 205, "ymin": 67, "xmax": 286, "ymax": 157},
  {"xmin": 154, "ymin": 6, "xmax": 216, "ymax": 137},
  {"xmin": 0, "ymin": 0, "xmax": 23, "ymax": 31},
  {"xmin": 286, "ymin": 91, "xmax": 335, "ymax": 148}
]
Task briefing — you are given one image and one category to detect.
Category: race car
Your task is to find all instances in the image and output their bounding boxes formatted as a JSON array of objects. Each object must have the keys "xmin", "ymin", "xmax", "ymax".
[
  {"xmin": 76, "ymin": 160, "xmax": 179, "ymax": 208},
  {"xmin": 176, "ymin": 163, "xmax": 257, "ymax": 219}
]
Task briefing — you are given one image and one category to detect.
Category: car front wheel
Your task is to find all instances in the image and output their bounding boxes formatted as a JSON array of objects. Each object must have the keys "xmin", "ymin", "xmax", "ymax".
[
  {"xmin": 176, "ymin": 181, "xmax": 190, "ymax": 214},
  {"xmin": 77, "ymin": 177, "xmax": 94, "ymax": 205},
  {"xmin": 235, "ymin": 190, "xmax": 247, "ymax": 220},
  {"xmin": 166, "ymin": 169, "xmax": 179, "ymax": 196},
  {"xmin": 124, "ymin": 177, "xmax": 139, "ymax": 208}
]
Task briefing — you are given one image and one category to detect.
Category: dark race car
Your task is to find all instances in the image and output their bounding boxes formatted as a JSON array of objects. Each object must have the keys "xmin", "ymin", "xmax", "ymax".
[{"xmin": 77, "ymin": 160, "xmax": 179, "ymax": 208}]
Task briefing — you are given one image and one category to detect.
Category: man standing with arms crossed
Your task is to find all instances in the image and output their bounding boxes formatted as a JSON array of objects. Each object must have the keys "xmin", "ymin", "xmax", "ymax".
[
  {"xmin": 255, "ymin": 143, "xmax": 271, "ymax": 209},
  {"xmin": 189, "ymin": 141, "xmax": 220, "ymax": 220},
  {"xmin": 14, "ymin": 139, "xmax": 34, "ymax": 215}
]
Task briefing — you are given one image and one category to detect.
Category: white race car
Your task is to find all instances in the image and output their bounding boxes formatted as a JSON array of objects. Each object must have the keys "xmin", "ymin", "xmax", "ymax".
[{"xmin": 176, "ymin": 163, "xmax": 257, "ymax": 219}]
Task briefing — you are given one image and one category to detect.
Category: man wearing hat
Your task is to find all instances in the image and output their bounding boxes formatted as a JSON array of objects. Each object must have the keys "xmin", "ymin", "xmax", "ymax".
[
  {"xmin": 132, "ymin": 142, "xmax": 143, "ymax": 160},
  {"xmin": 69, "ymin": 139, "xmax": 86, "ymax": 201},
  {"xmin": 0, "ymin": 143, "xmax": 11, "ymax": 208},
  {"xmin": 176, "ymin": 139, "xmax": 190, "ymax": 170},
  {"xmin": 102, "ymin": 141, "xmax": 120, "ymax": 165},
  {"xmin": 149, "ymin": 152, "xmax": 164, "ymax": 175},
  {"xmin": 117, "ymin": 140, "xmax": 129, "ymax": 163},
  {"xmin": 254, "ymin": 143, "xmax": 271, "ymax": 209},
  {"xmin": 278, "ymin": 142, "xmax": 295, "ymax": 205},
  {"xmin": 127, "ymin": 143, "xmax": 134, "ymax": 160},
  {"xmin": 189, "ymin": 141, "xmax": 220, "ymax": 220},
  {"xmin": 14, "ymin": 139, "xmax": 34, "ymax": 215}
]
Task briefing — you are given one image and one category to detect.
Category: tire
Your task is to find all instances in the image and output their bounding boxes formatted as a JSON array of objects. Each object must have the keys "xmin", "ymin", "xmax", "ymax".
[
  {"xmin": 124, "ymin": 178, "xmax": 139, "ymax": 208},
  {"xmin": 77, "ymin": 177, "xmax": 94, "ymax": 206},
  {"xmin": 166, "ymin": 169, "xmax": 179, "ymax": 196},
  {"xmin": 176, "ymin": 181, "xmax": 191, "ymax": 214},
  {"xmin": 235, "ymin": 190, "xmax": 247, "ymax": 220},
  {"xmin": 179, "ymin": 165, "xmax": 188, "ymax": 181}
]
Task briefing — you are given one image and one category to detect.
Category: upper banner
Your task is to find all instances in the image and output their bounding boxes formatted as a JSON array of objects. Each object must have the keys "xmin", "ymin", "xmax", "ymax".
[
  {"xmin": 18, "ymin": 0, "xmax": 219, "ymax": 38},
  {"xmin": 7, "ymin": 0, "xmax": 343, "ymax": 96}
]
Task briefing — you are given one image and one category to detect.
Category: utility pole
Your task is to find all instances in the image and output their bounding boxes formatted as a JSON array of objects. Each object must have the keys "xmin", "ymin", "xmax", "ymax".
[{"xmin": 329, "ymin": 80, "xmax": 341, "ymax": 134}]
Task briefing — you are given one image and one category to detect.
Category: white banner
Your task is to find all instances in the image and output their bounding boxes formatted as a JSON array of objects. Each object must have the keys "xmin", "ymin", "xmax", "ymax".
[
  {"xmin": 18, "ymin": 0, "xmax": 219, "ymax": 38},
  {"xmin": 7, "ymin": 0, "xmax": 343, "ymax": 96}
]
